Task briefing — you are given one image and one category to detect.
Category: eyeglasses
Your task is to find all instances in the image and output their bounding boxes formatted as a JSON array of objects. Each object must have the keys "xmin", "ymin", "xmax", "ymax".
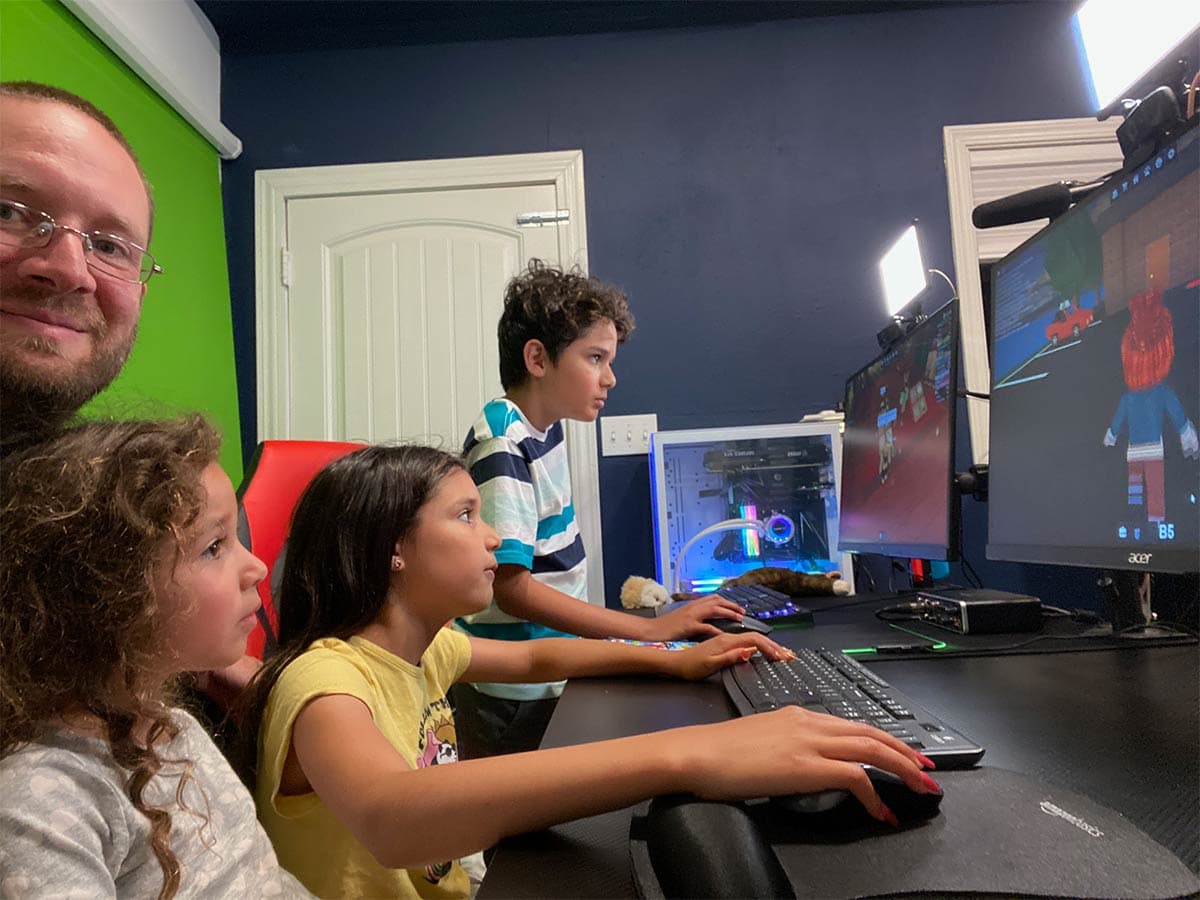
[{"xmin": 0, "ymin": 198, "xmax": 162, "ymax": 284}]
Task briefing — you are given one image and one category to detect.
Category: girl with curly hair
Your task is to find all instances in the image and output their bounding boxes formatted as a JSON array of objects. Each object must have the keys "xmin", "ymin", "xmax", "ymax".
[{"xmin": 0, "ymin": 417, "xmax": 310, "ymax": 899}]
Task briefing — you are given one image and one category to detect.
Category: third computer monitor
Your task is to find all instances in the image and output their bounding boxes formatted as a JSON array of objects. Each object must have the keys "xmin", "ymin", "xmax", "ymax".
[
  {"xmin": 988, "ymin": 122, "xmax": 1199, "ymax": 574},
  {"xmin": 838, "ymin": 300, "xmax": 959, "ymax": 560}
]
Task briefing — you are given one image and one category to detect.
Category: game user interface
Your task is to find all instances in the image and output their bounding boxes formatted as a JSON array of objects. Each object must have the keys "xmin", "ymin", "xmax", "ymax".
[
  {"xmin": 988, "ymin": 123, "xmax": 1199, "ymax": 573},
  {"xmin": 838, "ymin": 301, "xmax": 958, "ymax": 560},
  {"xmin": 649, "ymin": 423, "xmax": 853, "ymax": 593}
]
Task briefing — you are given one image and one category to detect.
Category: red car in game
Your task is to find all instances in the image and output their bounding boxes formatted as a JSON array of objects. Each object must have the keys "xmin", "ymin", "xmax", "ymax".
[{"xmin": 1045, "ymin": 304, "xmax": 1094, "ymax": 345}]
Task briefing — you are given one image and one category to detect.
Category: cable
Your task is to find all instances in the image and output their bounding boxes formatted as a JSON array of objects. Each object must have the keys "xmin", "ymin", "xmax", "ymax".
[
  {"xmin": 875, "ymin": 603, "xmax": 922, "ymax": 622},
  {"xmin": 672, "ymin": 518, "xmax": 767, "ymax": 594},
  {"xmin": 927, "ymin": 268, "xmax": 957, "ymax": 297},
  {"xmin": 960, "ymin": 554, "xmax": 983, "ymax": 589},
  {"xmin": 959, "ymin": 390, "xmax": 990, "ymax": 401},
  {"xmin": 1186, "ymin": 68, "xmax": 1200, "ymax": 120}
]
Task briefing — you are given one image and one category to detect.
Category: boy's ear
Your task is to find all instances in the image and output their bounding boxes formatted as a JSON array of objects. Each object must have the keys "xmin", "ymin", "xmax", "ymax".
[{"xmin": 523, "ymin": 339, "xmax": 550, "ymax": 378}]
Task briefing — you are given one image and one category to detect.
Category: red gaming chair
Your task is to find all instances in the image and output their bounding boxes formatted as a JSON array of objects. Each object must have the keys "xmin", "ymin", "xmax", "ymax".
[{"xmin": 236, "ymin": 439, "xmax": 364, "ymax": 659}]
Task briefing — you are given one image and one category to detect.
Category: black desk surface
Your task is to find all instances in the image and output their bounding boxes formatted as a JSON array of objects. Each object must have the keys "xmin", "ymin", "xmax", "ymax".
[{"xmin": 478, "ymin": 608, "xmax": 1200, "ymax": 899}]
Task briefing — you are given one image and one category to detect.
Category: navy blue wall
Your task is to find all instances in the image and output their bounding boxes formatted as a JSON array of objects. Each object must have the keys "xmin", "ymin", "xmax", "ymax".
[{"xmin": 219, "ymin": 1, "xmax": 1119, "ymax": 609}]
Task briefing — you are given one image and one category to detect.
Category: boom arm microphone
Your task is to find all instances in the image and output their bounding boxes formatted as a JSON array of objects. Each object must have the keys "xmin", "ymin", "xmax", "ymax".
[{"xmin": 971, "ymin": 180, "xmax": 1105, "ymax": 229}]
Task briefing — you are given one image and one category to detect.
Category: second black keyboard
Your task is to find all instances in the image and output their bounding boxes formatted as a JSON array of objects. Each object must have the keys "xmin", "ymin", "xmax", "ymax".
[
  {"xmin": 722, "ymin": 647, "xmax": 985, "ymax": 768},
  {"xmin": 712, "ymin": 583, "xmax": 814, "ymax": 626}
]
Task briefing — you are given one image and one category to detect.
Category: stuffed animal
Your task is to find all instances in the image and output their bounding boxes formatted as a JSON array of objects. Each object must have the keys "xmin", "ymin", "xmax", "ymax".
[
  {"xmin": 619, "ymin": 575, "xmax": 672, "ymax": 609},
  {"xmin": 670, "ymin": 567, "xmax": 850, "ymax": 603}
]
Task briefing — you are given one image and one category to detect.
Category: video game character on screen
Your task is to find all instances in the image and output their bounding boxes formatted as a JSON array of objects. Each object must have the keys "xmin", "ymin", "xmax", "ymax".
[
  {"xmin": 1103, "ymin": 287, "xmax": 1199, "ymax": 525},
  {"xmin": 877, "ymin": 389, "xmax": 897, "ymax": 483}
]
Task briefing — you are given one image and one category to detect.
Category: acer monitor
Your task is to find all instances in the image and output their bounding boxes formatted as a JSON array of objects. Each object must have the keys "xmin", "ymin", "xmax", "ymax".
[{"xmin": 987, "ymin": 121, "xmax": 1199, "ymax": 576}]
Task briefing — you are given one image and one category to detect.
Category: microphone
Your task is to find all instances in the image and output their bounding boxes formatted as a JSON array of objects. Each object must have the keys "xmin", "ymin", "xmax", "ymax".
[{"xmin": 971, "ymin": 180, "xmax": 1104, "ymax": 229}]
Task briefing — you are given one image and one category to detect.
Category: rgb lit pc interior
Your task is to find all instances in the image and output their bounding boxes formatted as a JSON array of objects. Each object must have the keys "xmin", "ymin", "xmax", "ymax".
[
  {"xmin": 648, "ymin": 422, "xmax": 853, "ymax": 594},
  {"xmin": 837, "ymin": 301, "xmax": 959, "ymax": 561},
  {"xmin": 987, "ymin": 121, "xmax": 1199, "ymax": 574}
]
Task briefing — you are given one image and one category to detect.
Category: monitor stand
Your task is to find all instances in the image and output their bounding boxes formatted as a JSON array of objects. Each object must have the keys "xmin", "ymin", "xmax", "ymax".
[{"xmin": 1098, "ymin": 570, "xmax": 1176, "ymax": 638}]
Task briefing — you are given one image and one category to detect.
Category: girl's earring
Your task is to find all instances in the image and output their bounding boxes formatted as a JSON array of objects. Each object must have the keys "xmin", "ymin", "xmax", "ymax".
[{"xmin": 391, "ymin": 556, "xmax": 403, "ymax": 572}]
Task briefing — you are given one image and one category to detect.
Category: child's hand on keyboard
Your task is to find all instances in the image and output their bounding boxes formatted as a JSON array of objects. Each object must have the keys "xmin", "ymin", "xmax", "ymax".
[
  {"xmin": 640, "ymin": 594, "xmax": 746, "ymax": 641},
  {"xmin": 667, "ymin": 633, "xmax": 795, "ymax": 679}
]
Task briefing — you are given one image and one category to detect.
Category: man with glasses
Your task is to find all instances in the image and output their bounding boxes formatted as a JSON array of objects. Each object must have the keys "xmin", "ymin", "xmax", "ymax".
[
  {"xmin": 0, "ymin": 81, "xmax": 160, "ymax": 449},
  {"xmin": 0, "ymin": 82, "xmax": 261, "ymax": 703}
]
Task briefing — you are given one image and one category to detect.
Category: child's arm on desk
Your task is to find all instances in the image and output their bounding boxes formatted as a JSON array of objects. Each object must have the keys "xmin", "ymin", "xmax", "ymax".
[
  {"xmin": 290, "ymin": 697, "xmax": 933, "ymax": 870},
  {"xmin": 492, "ymin": 564, "xmax": 745, "ymax": 641},
  {"xmin": 462, "ymin": 632, "xmax": 794, "ymax": 684}
]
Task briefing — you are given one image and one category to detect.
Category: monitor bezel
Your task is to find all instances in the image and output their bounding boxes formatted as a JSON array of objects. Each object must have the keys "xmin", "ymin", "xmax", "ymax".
[
  {"xmin": 836, "ymin": 300, "xmax": 960, "ymax": 561},
  {"xmin": 648, "ymin": 420, "xmax": 855, "ymax": 591}
]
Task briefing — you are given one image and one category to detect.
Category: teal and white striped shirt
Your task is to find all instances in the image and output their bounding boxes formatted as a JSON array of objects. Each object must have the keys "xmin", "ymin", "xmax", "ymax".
[{"xmin": 456, "ymin": 398, "xmax": 586, "ymax": 700}]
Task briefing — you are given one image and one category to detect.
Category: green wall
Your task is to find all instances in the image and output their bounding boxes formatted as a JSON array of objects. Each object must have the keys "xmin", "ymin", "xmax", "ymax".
[{"xmin": 0, "ymin": 0, "xmax": 243, "ymax": 481}]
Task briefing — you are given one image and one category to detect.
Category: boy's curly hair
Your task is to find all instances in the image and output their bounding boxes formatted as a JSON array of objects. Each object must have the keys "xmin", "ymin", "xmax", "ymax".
[
  {"xmin": 497, "ymin": 259, "xmax": 635, "ymax": 390},
  {"xmin": 0, "ymin": 416, "xmax": 221, "ymax": 900}
]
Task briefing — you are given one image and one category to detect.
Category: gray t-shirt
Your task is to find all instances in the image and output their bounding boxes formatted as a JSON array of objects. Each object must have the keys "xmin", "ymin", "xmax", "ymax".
[{"xmin": 0, "ymin": 709, "xmax": 311, "ymax": 898}]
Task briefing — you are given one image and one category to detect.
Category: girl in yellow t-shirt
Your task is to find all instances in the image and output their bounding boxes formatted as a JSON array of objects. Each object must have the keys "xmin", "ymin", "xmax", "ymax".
[{"xmin": 237, "ymin": 445, "xmax": 938, "ymax": 900}]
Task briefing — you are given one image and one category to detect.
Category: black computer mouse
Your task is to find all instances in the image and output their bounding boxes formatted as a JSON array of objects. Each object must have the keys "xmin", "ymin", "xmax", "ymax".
[
  {"xmin": 706, "ymin": 614, "xmax": 773, "ymax": 635},
  {"xmin": 643, "ymin": 795, "xmax": 794, "ymax": 899},
  {"xmin": 771, "ymin": 765, "xmax": 942, "ymax": 827}
]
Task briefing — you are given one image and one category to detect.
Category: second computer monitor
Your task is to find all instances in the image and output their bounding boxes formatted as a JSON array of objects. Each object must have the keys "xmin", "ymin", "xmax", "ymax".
[{"xmin": 838, "ymin": 301, "xmax": 959, "ymax": 560}]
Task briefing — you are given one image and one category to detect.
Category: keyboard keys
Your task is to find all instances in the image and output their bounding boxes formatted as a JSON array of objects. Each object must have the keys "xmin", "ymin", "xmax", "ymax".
[{"xmin": 725, "ymin": 647, "xmax": 985, "ymax": 767}]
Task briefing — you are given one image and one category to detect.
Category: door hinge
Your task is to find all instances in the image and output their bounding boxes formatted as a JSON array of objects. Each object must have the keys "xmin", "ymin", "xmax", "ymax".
[
  {"xmin": 516, "ymin": 209, "xmax": 570, "ymax": 227},
  {"xmin": 280, "ymin": 249, "xmax": 292, "ymax": 287}
]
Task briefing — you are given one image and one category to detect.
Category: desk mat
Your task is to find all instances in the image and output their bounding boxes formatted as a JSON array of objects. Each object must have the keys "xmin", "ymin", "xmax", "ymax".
[
  {"xmin": 785, "ymin": 595, "xmax": 1199, "ymax": 660},
  {"xmin": 630, "ymin": 767, "xmax": 1200, "ymax": 899}
]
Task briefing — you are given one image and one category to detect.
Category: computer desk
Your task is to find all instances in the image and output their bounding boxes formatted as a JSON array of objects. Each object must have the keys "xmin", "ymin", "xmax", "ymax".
[{"xmin": 477, "ymin": 604, "xmax": 1200, "ymax": 898}]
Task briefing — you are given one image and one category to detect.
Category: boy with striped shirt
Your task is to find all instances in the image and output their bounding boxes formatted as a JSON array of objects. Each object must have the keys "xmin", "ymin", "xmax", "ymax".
[{"xmin": 453, "ymin": 261, "xmax": 744, "ymax": 758}]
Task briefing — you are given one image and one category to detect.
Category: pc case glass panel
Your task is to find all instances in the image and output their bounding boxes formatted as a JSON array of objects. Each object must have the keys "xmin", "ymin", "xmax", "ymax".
[{"xmin": 650, "ymin": 422, "xmax": 854, "ymax": 593}]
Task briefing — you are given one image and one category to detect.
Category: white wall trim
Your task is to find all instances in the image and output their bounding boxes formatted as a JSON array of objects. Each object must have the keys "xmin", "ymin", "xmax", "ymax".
[
  {"xmin": 943, "ymin": 116, "xmax": 1122, "ymax": 466},
  {"xmin": 255, "ymin": 150, "xmax": 609, "ymax": 604},
  {"xmin": 61, "ymin": 0, "xmax": 242, "ymax": 158}
]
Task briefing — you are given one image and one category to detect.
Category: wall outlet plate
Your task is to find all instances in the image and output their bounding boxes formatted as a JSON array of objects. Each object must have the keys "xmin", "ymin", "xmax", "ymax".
[{"xmin": 600, "ymin": 413, "xmax": 658, "ymax": 456}]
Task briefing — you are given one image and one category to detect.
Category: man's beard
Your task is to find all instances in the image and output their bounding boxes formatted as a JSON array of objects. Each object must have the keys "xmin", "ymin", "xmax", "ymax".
[{"xmin": 0, "ymin": 328, "xmax": 134, "ymax": 448}]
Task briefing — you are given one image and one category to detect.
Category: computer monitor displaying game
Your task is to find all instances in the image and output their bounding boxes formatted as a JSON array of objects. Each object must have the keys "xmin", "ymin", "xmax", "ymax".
[
  {"xmin": 987, "ymin": 122, "xmax": 1199, "ymax": 574},
  {"xmin": 649, "ymin": 421, "xmax": 854, "ymax": 594},
  {"xmin": 838, "ymin": 301, "xmax": 959, "ymax": 560}
]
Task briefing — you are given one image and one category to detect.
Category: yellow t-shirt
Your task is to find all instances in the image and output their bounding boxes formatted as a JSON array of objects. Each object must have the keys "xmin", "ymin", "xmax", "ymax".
[{"xmin": 257, "ymin": 630, "xmax": 473, "ymax": 900}]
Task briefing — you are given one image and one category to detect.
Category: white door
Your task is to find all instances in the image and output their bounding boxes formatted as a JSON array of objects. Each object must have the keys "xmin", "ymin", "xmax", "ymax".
[
  {"xmin": 255, "ymin": 152, "xmax": 606, "ymax": 603},
  {"xmin": 284, "ymin": 184, "xmax": 559, "ymax": 444}
]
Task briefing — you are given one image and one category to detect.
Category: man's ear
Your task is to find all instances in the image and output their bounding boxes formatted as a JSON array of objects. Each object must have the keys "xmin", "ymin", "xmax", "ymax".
[{"xmin": 523, "ymin": 339, "xmax": 550, "ymax": 378}]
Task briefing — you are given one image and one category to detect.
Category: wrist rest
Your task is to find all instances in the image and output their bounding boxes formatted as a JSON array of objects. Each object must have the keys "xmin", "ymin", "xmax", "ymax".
[{"xmin": 630, "ymin": 767, "xmax": 1200, "ymax": 899}]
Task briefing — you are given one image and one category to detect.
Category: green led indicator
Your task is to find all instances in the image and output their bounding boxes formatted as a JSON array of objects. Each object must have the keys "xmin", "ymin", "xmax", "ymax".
[{"xmin": 841, "ymin": 647, "xmax": 877, "ymax": 655}]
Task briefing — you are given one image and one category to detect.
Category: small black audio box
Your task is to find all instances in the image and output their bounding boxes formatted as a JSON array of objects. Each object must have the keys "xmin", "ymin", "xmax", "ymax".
[{"xmin": 913, "ymin": 588, "xmax": 1042, "ymax": 634}]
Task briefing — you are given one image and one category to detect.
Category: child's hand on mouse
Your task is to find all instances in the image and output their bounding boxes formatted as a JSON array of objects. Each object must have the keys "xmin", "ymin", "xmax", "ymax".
[
  {"xmin": 660, "ymin": 707, "xmax": 938, "ymax": 824},
  {"xmin": 640, "ymin": 594, "xmax": 747, "ymax": 641},
  {"xmin": 666, "ymin": 633, "xmax": 795, "ymax": 680}
]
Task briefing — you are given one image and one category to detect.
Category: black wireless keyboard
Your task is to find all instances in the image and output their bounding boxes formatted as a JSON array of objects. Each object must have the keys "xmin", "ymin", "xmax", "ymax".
[
  {"xmin": 712, "ymin": 583, "xmax": 814, "ymax": 626},
  {"xmin": 722, "ymin": 647, "xmax": 985, "ymax": 768}
]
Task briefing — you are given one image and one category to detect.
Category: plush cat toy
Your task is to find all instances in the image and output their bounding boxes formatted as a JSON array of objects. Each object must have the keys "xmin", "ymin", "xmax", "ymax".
[{"xmin": 620, "ymin": 568, "xmax": 849, "ymax": 609}]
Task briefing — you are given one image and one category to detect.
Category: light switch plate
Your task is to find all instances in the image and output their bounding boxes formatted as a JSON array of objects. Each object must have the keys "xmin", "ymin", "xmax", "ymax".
[{"xmin": 600, "ymin": 414, "xmax": 658, "ymax": 456}]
